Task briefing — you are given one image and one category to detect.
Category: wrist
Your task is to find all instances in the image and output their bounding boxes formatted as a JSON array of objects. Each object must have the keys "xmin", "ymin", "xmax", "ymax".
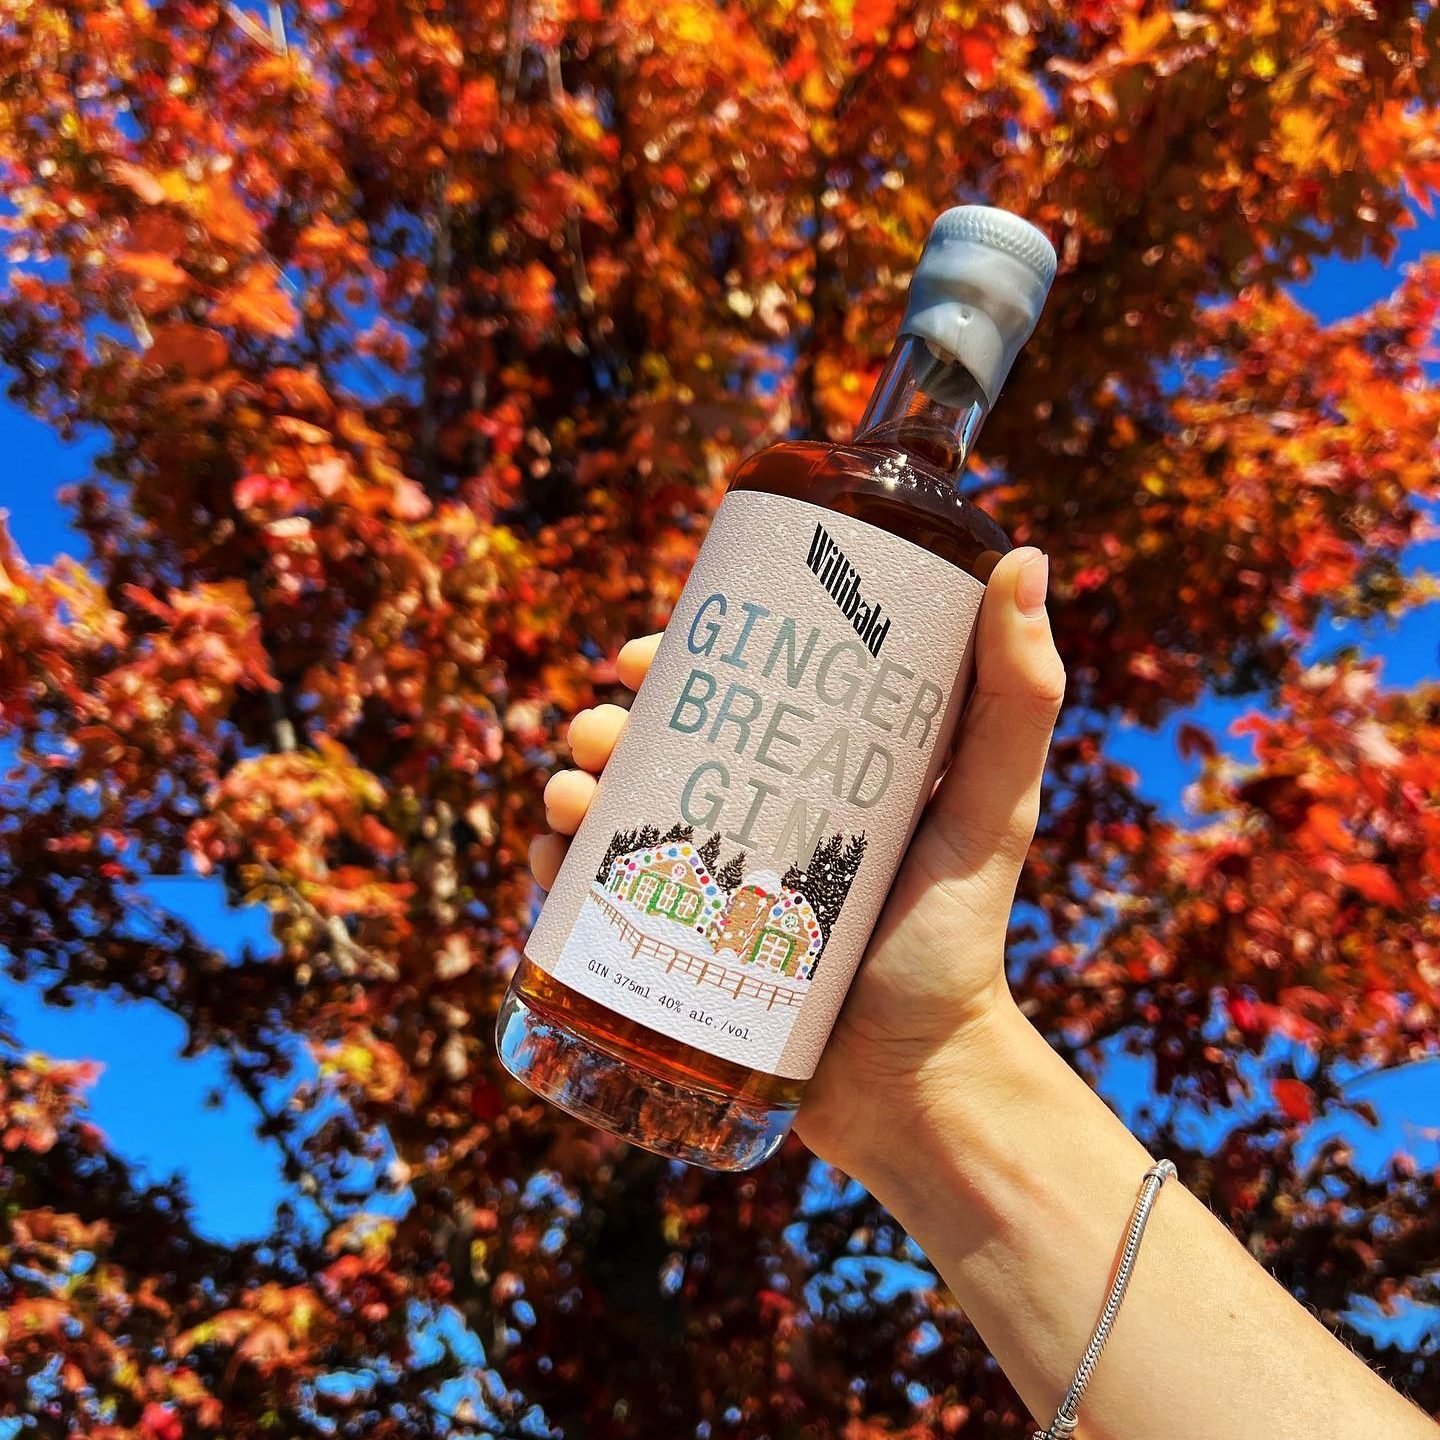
[
  {"xmin": 850, "ymin": 998, "xmax": 1153, "ymax": 1248},
  {"xmin": 843, "ymin": 995, "xmax": 1040, "ymax": 1201}
]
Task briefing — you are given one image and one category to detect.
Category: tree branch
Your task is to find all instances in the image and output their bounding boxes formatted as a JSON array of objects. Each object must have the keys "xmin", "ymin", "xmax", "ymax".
[
  {"xmin": 224, "ymin": 0, "xmax": 288, "ymax": 56},
  {"xmin": 543, "ymin": 42, "xmax": 614, "ymax": 387},
  {"xmin": 417, "ymin": 167, "xmax": 454, "ymax": 492}
]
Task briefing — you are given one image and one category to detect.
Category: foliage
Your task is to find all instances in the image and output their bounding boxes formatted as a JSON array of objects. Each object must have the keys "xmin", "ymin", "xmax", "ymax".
[{"xmin": 1, "ymin": 1, "xmax": 1438, "ymax": 1435}]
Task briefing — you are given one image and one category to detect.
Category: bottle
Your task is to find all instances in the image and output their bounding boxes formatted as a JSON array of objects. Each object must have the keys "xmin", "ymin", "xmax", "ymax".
[{"xmin": 496, "ymin": 205, "xmax": 1056, "ymax": 1170}]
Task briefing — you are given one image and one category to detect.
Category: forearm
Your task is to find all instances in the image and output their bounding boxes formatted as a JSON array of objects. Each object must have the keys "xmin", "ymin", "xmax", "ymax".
[{"xmin": 853, "ymin": 1002, "xmax": 1434, "ymax": 1440}]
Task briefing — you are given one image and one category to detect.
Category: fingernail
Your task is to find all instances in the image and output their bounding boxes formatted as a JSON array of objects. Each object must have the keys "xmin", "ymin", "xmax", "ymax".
[{"xmin": 1015, "ymin": 549, "xmax": 1049, "ymax": 617}]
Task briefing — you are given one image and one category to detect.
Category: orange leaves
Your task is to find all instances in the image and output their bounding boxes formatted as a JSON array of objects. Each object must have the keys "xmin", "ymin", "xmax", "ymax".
[
  {"xmin": 192, "ymin": 744, "xmax": 411, "ymax": 927},
  {"xmin": 504, "ymin": 260, "xmax": 557, "ymax": 339},
  {"xmin": 1360, "ymin": 101, "xmax": 1440, "ymax": 216},
  {"xmin": 116, "ymin": 251, "xmax": 186, "ymax": 287},
  {"xmin": 182, "ymin": 168, "xmax": 261, "ymax": 253},
  {"xmin": 1338, "ymin": 863, "xmax": 1405, "ymax": 909},
  {"xmin": 145, "ymin": 322, "xmax": 229, "ymax": 379},
  {"xmin": 210, "ymin": 264, "xmax": 298, "ymax": 338},
  {"xmin": 115, "ymin": 249, "xmax": 191, "ymax": 313},
  {"xmin": 4, "ymin": 5, "xmax": 1440, "ymax": 1429},
  {"xmin": 108, "ymin": 158, "xmax": 169, "ymax": 205},
  {"xmin": 0, "ymin": 1052, "xmax": 102, "ymax": 1155},
  {"xmin": 107, "ymin": 159, "xmax": 260, "ymax": 252},
  {"xmin": 295, "ymin": 216, "xmax": 369, "ymax": 270},
  {"xmin": 174, "ymin": 1284, "xmax": 335, "ymax": 1379},
  {"xmin": 264, "ymin": 366, "xmax": 335, "ymax": 418},
  {"xmin": 316, "ymin": 1036, "xmax": 412, "ymax": 1105},
  {"xmin": 835, "ymin": 0, "xmax": 905, "ymax": 45},
  {"xmin": 454, "ymin": 74, "xmax": 500, "ymax": 144},
  {"xmin": 1295, "ymin": 802, "xmax": 1352, "ymax": 854},
  {"xmin": 1274, "ymin": 107, "xmax": 1342, "ymax": 179}
]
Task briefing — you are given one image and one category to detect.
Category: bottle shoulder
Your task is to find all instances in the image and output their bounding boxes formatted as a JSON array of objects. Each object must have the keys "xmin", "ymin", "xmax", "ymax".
[{"xmin": 725, "ymin": 440, "xmax": 1011, "ymax": 585}]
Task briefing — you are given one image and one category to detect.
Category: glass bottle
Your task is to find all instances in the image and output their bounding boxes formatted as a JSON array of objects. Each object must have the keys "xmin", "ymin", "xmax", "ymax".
[{"xmin": 497, "ymin": 206, "xmax": 1056, "ymax": 1170}]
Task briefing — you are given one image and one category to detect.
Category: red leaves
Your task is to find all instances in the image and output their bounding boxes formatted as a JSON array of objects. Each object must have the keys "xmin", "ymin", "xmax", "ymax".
[
  {"xmin": 140, "ymin": 1403, "xmax": 183, "ymax": 1440},
  {"xmin": 3, "ymin": 5, "xmax": 1440, "ymax": 1435},
  {"xmin": 455, "ymin": 75, "xmax": 500, "ymax": 142},
  {"xmin": 1176, "ymin": 722, "xmax": 1217, "ymax": 762},
  {"xmin": 958, "ymin": 32, "xmax": 998, "ymax": 82},
  {"xmin": 234, "ymin": 473, "xmax": 300, "ymax": 512},
  {"xmin": 1271, "ymin": 1078, "xmax": 1315, "ymax": 1125}
]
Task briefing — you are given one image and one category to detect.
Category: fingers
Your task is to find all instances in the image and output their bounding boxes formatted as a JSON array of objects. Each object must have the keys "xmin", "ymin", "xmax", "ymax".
[
  {"xmin": 617, "ymin": 633, "xmax": 661, "ymax": 690},
  {"xmin": 544, "ymin": 768, "xmax": 597, "ymax": 835},
  {"xmin": 566, "ymin": 634, "xmax": 659, "ymax": 772},
  {"xmin": 532, "ymin": 636, "xmax": 658, "ymax": 890},
  {"xmin": 529, "ymin": 831, "xmax": 567, "ymax": 891},
  {"xmin": 920, "ymin": 546, "xmax": 1065, "ymax": 870},
  {"xmin": 566, "ymin": 703, "xmax": 630, "ymax": 772}
]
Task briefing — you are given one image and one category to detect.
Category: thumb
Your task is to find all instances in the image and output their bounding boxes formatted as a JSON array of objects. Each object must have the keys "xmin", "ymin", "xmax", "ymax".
[{"xmin": 921, "ymin": 545, "xmax": 1065, "ymax": 870}]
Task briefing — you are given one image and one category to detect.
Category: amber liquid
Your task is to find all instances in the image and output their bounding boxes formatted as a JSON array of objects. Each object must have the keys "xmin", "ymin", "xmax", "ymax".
[{"xmin": 502, "ymin": 437, "xmax": 1010, "ymax": 1167}]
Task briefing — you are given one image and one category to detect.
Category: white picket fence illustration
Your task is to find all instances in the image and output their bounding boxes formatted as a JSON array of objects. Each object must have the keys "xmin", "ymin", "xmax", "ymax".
[{"xmin": 588, "ymin": 892, "xmax": 806, "ymax": 1012}]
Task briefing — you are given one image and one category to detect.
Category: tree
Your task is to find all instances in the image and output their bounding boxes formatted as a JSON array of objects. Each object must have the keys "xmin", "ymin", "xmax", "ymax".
[
  {"xmin": 782, "ymin": 829, "xmax": 869, "ymax": 954},
  {"xmin": 1, "ymin": 2, "xmax": 1438, "ymax": 1436},
  {"xmin": 714, "ymin": 849, "xmax": 749, "ymax": 891},
  {"xmin": 697, "ymin": 831, "xmax": 722, "ymax": 872},
  {"xmin": 595, "ymin": 826, "xmax": 642, "ymax": 883}
]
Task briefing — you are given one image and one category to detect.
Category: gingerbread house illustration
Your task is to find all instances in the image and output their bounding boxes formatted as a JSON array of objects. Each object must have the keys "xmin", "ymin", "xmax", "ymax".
[
  {"xmin": 708, "ymin": 868, "xmax": 824, "ymax": 979},
  {"xmin": 604, "ymin": 841, "xmax": 726, "ymax": 934}
]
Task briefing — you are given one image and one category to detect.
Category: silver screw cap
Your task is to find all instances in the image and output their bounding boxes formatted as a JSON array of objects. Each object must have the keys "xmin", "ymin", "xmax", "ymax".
[{"xmin": 900, "ymin": 205, "xmax": 1057, "ymax": 406}]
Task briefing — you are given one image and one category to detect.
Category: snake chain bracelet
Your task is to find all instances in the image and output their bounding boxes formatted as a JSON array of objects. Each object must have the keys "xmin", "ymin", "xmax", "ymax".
[{"xmin": 1032, "ymin": 1159, "xmax": 1179, "ymax": 1440}]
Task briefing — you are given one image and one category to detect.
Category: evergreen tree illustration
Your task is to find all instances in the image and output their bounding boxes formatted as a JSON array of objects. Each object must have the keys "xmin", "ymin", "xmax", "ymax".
[
  {"xmin": 714, "ymin": 850, "xmax": 747, "ymax": 889},
  {"xmin": 697, "ymin": 831, "xmax": 722, "ymax": 872},
  {"xmin": 791, "ymin": 833, "xmax": 849, "ymax": 948},
  {"xmin": 595, "ymin": 825, "xmax": 640, "ymax": 883},
  {"xmin": 660, "ymin": 821, "xmax": 693, "ymax": 843},
  {"xmin": 636, "ymin": 823, "xmax": 661, "ymax": 848},
  {"xmin": 799, "ymin": 831, "xmax": 870, "ymax": 973},
  {"xmin": 840, "ymin": 831, "xmax": 868, "ymax": 890}
]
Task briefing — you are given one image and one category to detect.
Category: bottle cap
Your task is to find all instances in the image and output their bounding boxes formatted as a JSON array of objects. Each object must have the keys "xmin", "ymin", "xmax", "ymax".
[{"xmin": 900, "ymin": 205, "xmax": 1057, "ymax": 406}]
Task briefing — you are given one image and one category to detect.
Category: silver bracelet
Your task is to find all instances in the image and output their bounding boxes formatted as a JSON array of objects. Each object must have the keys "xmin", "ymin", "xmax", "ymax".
[{"xmin": 1033, "ymin": 1159, "xmax": 1178, "ymax": 1440}]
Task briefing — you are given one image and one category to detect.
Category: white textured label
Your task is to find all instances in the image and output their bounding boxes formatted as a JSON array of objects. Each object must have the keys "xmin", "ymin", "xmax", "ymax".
[{"xmin": 525, "ymin": 489, "xmax": 985, "ymax": 1078}]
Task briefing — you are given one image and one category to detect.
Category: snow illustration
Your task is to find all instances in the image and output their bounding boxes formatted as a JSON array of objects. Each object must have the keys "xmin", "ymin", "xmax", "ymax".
[{"xmin": 584, "ymin": 824, "xmax": 867, "ymax": 993}]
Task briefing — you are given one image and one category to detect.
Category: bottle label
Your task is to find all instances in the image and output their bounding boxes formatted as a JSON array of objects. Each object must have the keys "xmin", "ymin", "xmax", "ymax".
[{"xmin": 525, "ymin": 489, "xmax": 985, "ymax": 1079}]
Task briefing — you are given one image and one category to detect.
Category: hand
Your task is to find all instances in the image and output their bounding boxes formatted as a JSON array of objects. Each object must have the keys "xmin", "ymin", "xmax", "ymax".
[{"xmin": 530, "ymin": 545, "xmax": 1064, "ymax": 1181}]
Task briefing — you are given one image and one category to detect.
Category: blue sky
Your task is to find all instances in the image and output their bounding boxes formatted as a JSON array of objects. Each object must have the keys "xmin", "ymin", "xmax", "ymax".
[{"xmin": 1, "ymin": 224, "xmax": 1437, "ymax": 1247}]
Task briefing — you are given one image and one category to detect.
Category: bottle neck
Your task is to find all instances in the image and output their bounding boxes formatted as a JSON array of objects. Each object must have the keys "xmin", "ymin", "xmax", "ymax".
[{"xmin": 851, "ymin": 336, "xmax": 990, "ymax": 479}]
